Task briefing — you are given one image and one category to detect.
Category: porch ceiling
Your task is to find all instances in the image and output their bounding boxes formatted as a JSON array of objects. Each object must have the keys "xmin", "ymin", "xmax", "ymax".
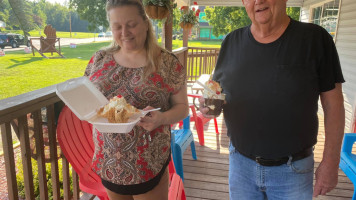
[{"xmin": 176, "ymin": 0, "xmax": 304, "ymax": 7}]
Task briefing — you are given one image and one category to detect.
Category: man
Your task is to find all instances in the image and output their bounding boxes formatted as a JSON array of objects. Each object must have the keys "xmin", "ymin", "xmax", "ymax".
[{"xmin": 199, "ymin": 0, "xmax": 345, "ymax": 199}]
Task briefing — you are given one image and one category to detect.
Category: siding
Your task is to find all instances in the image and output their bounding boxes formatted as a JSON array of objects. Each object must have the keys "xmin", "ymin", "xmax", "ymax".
[
  {"xmin": 301, "ymin": 0, "xmax": 356, "ymax": 132},
  {"xmin": 335, "ymin": 0, "xmax": 356, "ymax": 132}
]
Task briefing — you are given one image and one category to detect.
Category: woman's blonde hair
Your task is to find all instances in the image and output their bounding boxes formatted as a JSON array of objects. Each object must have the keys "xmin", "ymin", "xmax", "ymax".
[{"xmin": 105, "ymin": 0, "xmax": 164, "ymax": 75}]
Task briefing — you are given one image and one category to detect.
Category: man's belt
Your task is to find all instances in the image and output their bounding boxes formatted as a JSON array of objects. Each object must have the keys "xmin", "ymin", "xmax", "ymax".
[{"xmin": 239, "ymin": 147, "xmax": 313, "ymax": 166}]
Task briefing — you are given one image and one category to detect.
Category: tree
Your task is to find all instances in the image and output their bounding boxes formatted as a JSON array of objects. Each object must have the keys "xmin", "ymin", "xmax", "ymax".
[
  {"xmin": 0, "ymin": 0, "xmax": 10, "ymax": 31},
  {"xmin": 204, "ymin": 6, "xmax": 300, "ymax": 38},
  {"xmin": 69, "ymin": 0, "xmax": 108, "ymax": 32},
  {"xmin": 7, "ymin": 0, "xmax": 35, "ymax": 38},
  {"xmin": 204, "ymin": 6, "xmax": 251, "ymax": 37},
  {"xmin": 156, "ymin": 7, "xmax": 181, "ymax": 34},
  {"xmin": 30, "ymin": 0, "xmax": 47, "ymax": 29},
  {"xmin": 287, "ymin": 7, "xmax": 300, "ymax": 21}
]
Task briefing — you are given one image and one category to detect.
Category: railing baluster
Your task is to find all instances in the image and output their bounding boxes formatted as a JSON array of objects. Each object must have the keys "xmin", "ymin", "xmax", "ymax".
[
  {"xmin": 72, "ymin": 167, "xmax": 80, "ymax": 200},
  {"xmin": 190, "ymin": 48, "xmax": 195, "ymax": 82},
  {"xmin": 47, "ymin": 104, "xmax": 60, "ymax": 200},
  {"xmin": 1, "ymin": 122, "xmax": 18, "ymax": 200},
  {"xmin": 62, "ymin": 154, "xmax": 71, "ymax": 200},
  {"xmin": 33, "ymin": 109, "xmax": 48, "ymax": 200},
  {"xmin": 18, "ymin": 115, "xmax": 35, "ymax": 200}
]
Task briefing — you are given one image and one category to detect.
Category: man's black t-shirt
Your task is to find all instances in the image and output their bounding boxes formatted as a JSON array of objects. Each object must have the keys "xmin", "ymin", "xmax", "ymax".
[{"xmin": 213, "ymin": 19, "xmax": 345, "ymax": 159}]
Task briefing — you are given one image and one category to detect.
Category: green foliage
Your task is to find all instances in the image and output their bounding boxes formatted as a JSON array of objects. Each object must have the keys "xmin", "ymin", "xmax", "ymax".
[
  {"xmin": 204, "ymin": 6, "xmax": 251, "ymax": 37},
  {"xmin": 30, "ymin": 0, "xmax": 47, "ymax": 29},
  {"xmin": 1, "ymin": 0, "xmax": 90, "ymax": 33},
  {"xmin": 287, "ymin": 7, "xmax": 301, "ymax": 21},
  {"xmin": 172, "ymin": 7, "xmax": 182, "ymax": 32},
  {"xmin": 156, "ymin": 7, "xmax": 181, "ymax": 33},
  {"xmin": 204, "ymin": 6, "xmax": 300, "ymax": 38},
  {"xmin": 180, "ymin": 6, "xmax": 199, "ymax": 26},
  {"xmin": 7, "ymin": 0, "xmax": 36, "ymax": 37},
  {"xmin": 16, "ymin": 156, "xmax": 73, "ymax": 200},
  {"xmin": 69, "ymin": 0, "xmax": 108, "ymax": 32}
]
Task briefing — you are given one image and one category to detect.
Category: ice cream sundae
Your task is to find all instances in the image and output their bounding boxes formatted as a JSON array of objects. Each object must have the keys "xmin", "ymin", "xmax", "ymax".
[{"xmin": 203, "ymin": 80, "xmax": 225, "ymax": 115}]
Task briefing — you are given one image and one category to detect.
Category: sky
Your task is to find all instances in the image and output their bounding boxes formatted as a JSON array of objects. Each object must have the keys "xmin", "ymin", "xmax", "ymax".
[
  {"xmin": 29, "ymin": 0, "xmax": 66, "ymax": 6},
  {"xmin": 46, "ymin": 0, "xmax": 66, "ymax": 5}
]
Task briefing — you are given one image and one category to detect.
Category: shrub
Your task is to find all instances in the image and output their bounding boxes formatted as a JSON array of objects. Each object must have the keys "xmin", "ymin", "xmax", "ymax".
[{"xmin": 16, "ymin": 155, "xmax": 73, "ymax": 200}]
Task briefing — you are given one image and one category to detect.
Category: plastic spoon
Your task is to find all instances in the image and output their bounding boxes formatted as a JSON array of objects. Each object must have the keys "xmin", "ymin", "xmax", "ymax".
[
  {"xmin": 141, "ymin": 108, "xmax": 161, "ymax": 116},
  {"xmin": 196, "ymin": 80, "xmax": 216, "ymax": 95}
]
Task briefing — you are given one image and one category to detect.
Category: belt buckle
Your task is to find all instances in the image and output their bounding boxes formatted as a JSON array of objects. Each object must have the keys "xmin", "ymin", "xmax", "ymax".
[{"xmin": 255, "ymin": 156, "xmax": 263, "ymax": 165}]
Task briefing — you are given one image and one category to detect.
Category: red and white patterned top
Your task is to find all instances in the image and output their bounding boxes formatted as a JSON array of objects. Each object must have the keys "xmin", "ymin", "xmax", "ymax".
[{"xmin": 84, "ymin": 50, "xmax": 185, "ymax": 185}]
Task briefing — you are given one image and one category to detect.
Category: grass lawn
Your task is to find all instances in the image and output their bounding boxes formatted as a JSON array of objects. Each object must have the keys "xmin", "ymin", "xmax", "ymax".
[{"xmin": 0, "ymin": 39, "xmax": 221, "ymax": 100}]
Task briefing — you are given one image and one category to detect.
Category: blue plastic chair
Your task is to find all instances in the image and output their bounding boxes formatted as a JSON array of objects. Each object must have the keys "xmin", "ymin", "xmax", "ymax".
[
  {"xmin": 171, "ymin": 115, "xmax": 197, "ymax": 181},
  {"xmin": 340, "ymin": 133, "xmax": 356, "ymax": 200}
]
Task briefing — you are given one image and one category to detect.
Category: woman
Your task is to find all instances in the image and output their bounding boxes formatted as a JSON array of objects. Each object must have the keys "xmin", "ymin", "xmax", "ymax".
[{"xmin": 84, "ymin": 0, "xmax": 189, "ymax": 199}]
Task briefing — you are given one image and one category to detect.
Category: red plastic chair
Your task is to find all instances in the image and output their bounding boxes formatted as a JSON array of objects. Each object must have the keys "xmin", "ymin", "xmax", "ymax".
[
  {"xmin": 189, "ymin": 104, "xmax": 219, "ymax": 146},
  {"xmin": 57, "ymin": 106, "xmax": 109, "ymax": 200},
  {"xmin": 168, "ymin": 157, "xmax": 187, "ymax": 200},
  {"xmin": 58, "ymin": 106, "xmax": 186, "ymax": 200}
]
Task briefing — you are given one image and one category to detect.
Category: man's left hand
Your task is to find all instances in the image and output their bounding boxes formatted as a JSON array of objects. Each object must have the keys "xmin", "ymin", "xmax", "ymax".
[{"xmin": 313, "ymin": 160, "xmax": 339, "ymax": 197}]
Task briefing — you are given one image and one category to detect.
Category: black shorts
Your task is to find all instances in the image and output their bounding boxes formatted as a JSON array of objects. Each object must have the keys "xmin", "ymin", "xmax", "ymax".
[{"xmin": 101, "ymin": 155, "xmax": 171, "ymax": 195}]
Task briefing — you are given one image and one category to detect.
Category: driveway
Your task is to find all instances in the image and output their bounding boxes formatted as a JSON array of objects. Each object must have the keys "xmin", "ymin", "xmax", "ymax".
[{"xmin": 2, "ymin": 36, "xmax": 112, "ymax": 52}]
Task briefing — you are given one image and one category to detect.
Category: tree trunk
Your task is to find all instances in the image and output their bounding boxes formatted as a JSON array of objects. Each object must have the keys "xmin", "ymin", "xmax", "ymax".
[{"xmin": 8, "ymin": 0, "xmax": 33, "ymax": 40}]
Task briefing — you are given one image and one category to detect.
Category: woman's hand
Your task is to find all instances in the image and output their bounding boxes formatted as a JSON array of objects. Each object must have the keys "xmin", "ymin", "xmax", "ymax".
[{"xmin": 137, "ymin": 106, "xmax": 164, "ymax": 131}]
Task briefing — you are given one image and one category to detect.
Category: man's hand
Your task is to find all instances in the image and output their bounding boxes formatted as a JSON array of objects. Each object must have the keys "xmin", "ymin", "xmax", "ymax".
[
  {"xmin": 198, "ymin": 96, "xmax": 219, "ymax": 118},
  {"xmin": 313, "ymin": 160, "xmax": 339, "ymax": 197}
]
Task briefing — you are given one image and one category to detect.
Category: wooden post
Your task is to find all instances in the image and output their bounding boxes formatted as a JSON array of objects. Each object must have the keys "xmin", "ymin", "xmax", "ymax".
[
  {"xmin": 164, "ymin": 21, "xmax": 172, "ymax": 51},
  {"xmin": 183, "ymin": 28, "xmax": 189, "ymax": 47},
  {"xmin": 181, "ymin": 6, "xmax": 190, "ymax": 47}
]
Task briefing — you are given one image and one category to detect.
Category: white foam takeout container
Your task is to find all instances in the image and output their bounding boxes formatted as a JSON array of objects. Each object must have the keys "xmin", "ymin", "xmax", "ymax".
[{"xmin": 56, "ymin": 76, "xmax": 142, "ymax": 133}]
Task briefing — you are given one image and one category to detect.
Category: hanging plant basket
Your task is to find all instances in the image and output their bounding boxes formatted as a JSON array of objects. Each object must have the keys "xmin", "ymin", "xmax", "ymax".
[
  {"xmin": 145, "ymin": 5, "xmax": 169, "ymax": 19},
  {"xmin": 179, "ymin": 22, "xmax": 194, "ymax": 30}
]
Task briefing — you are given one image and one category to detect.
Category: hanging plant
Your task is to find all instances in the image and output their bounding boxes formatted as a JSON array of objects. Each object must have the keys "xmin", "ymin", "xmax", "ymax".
[
  {"xmin": 143, "ymin": 0, "xmax": 177, "ymax": 20},
  {"xmin": 179, "ymin": 2, "xmax": 200, "ymax": 29}
]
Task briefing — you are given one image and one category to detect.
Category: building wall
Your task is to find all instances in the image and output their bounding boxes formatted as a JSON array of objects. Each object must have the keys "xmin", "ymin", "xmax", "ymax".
[{"xmin": 301, "ymin": 0, "xmax": 356, "ymax": 132}]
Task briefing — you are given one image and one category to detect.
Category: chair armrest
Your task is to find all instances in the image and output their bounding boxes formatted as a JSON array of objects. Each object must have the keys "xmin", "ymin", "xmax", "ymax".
[
  {"xmin": 78, "ymin": 160, "xmax": 107, "ymax": 197},
  {"xmin": 187, "ymin": 93, "xmax": 202, "ymax": 98},
  {"xmin": 169, "ymin": 173, "xmax": 185, "ymax": 200},
  {"xmin": 342, "ymin": 133, "xmax": 356, "ymax": 153}
]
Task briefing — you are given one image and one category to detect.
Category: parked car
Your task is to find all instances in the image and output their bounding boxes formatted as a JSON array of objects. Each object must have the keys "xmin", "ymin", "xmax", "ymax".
[
  {"xmin": 98, "ymin": 32, "xmax": 105, "ymax": 37},
  {"xmin": 105, "ymin": 31, "xmax": 112, "ymax": 37},
  {"xmin": 0, "ymin": 33, "xmax": 30, "ymax": 49}
]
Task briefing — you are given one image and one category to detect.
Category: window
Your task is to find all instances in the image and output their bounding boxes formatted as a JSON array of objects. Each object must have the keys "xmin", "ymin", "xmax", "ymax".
[{"xmin": 311, "ymin": 0, "xmax": 339, "ymax": 38}]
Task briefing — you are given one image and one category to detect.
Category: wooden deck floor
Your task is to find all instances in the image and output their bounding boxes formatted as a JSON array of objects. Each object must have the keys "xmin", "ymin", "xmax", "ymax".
[{"xmin": 182, "ymin": 113, "xmax": 354, "ymax": 200}]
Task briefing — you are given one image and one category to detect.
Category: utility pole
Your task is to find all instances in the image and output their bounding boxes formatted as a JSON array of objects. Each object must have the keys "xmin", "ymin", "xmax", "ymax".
[{"xmin": 69, "ymin": 11, "xmax": 72, "ymax": 38}]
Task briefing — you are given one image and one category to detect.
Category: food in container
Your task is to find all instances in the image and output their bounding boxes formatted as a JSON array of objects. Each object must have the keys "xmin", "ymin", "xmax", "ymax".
[
  {"xmin": 202, "ymin": 80, "xmax": 225, "ymax": 115},
  {"xmin": 56, "ymin": 76, "xmax": 157, "ymax": 133},
  {"xmin": 97, "ymin": 96, "xmax": 140, "ymax": 123}
]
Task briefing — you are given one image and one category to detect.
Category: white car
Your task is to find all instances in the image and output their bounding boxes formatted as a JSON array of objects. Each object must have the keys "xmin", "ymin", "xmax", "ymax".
[
  {"xmin": 98, "ymin": 32, "xmax": 105, "ymax": 37},
  {"xmin": 105, "ymin": 31, "xmax": 112, "ymax": 37}
]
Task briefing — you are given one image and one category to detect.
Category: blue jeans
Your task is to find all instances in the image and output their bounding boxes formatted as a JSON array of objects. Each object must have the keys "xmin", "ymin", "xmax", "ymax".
[{"xmin": 229, "ymin": 143, "xmax": 314, "ymax": 200}]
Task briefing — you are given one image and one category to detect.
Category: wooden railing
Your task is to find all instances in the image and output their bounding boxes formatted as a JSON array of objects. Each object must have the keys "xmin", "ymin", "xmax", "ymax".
[
  {"xmin": 0, "ymin": 46, "xmax": 219, "ymax": 200},
  {"xmin": 0, "ymin": 85, "xmax": 85, "ymax": 200},
  {"xmin": 186, "ymin": 47, "xmax": 220, "ymax": 85}
]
